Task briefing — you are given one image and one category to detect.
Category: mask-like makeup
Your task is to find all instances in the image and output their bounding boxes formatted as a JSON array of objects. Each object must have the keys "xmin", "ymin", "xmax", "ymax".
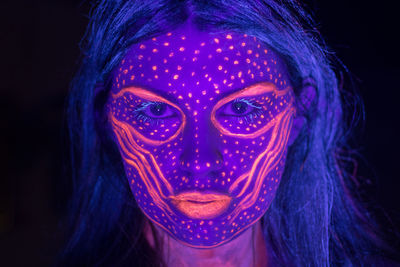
[{"xmin": 107, "ymin": 22, "xmax": 295, "ymax": 247}]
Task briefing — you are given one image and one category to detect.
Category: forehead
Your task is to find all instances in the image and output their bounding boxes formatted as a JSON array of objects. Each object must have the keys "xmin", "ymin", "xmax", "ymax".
[{"xmin": 112, "ymin": 23, "xmax": 291, "ymax": 98}]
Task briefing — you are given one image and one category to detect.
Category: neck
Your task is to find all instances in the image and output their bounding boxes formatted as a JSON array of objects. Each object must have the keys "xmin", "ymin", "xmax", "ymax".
[{"xmin": 144, "ymin": 220, "xmax": 268, "ymax": 267}]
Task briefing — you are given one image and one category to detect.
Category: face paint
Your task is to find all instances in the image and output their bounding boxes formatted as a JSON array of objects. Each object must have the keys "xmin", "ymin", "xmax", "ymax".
[{"xmin": 106, "ymin": 22, "xmax": 295, "ymax": 248}]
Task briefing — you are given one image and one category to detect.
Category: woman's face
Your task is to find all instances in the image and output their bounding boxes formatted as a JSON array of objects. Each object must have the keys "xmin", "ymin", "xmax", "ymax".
[{"xmin": 107, "ymin": 23, "xmax": 295, "ymax": 248}]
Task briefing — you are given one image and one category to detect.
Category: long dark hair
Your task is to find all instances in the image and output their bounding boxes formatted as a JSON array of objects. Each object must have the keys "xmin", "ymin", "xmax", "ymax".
[{"xmin": 58, "ymin": 0, "xmax": 397, "ymax": 266}]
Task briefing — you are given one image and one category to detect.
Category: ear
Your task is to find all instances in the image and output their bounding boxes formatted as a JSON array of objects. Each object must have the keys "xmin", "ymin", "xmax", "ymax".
[
  {"xmin": 93, "ymin": 82, "xmax": 110, "ymax": 133},
  {"xmin": 94, "ymin": 82, "xmax": 106, "ymax": 97},
  {"xmin": 287, "ymin": 79, "xmax": 317, "ymax": 146}
]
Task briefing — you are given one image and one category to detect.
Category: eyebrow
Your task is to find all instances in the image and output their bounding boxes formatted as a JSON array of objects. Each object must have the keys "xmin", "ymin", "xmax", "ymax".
[{"xmin": 112, "ymin": 85, "xmax": 175, "ymax": 104}]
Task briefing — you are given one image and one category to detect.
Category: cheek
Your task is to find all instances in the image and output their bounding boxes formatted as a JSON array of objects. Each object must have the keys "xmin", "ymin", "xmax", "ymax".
[{"xmin": 221, "ymin": 135, "xmax": 269, "ymax": 181}]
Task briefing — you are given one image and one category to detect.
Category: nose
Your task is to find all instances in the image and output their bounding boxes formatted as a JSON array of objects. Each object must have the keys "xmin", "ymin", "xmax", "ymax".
[{"xmin": 179, "ymin": 117, "xmax": 223, "ymax": 177}]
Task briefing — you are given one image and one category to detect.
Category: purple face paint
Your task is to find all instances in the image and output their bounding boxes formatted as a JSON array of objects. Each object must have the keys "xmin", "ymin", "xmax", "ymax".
[{"xmin": 106, "ymin": 22, "xmax": 295, "ymax": 248}]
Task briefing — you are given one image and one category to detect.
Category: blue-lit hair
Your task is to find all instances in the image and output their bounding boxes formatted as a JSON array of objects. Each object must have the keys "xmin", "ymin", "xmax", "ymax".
[{"xmin": 58, "ymin": 0, "xmax": 396, "ymax": 266}]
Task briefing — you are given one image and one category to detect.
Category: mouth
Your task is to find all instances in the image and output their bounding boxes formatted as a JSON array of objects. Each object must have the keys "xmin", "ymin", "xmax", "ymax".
[{"xmin": 169, "ymin": 191, "xmax": 232, "ymax": 219}]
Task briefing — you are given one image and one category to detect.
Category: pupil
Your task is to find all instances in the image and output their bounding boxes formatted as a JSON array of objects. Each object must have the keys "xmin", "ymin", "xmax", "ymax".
[
  {"xmin": 232, "ymin": 101, "xmax": 247, "ymax": 114},
  {"xmin": 150, "ymin": 103, "xmax": 166, "ymax": 116}
]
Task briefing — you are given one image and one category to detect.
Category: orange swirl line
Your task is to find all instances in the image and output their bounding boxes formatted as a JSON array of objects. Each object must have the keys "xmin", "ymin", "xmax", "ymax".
[
  {"xmin": 113, "ymin": 126, "xmax": 177, "ymax": 217},
  {"xmin": 228, "ymin": 107, "xmax": 294, "ymax": 223},
  {"xmin": 111, "ymin": 116, "xmax": 173, "ymax": 194},
  {"xmin": 113, "ymin": 126, "xmax": 168, "ymax": 202},
  {"xmin": 229, "ymin": 105, "xmax": 290, "ymax": 197}
]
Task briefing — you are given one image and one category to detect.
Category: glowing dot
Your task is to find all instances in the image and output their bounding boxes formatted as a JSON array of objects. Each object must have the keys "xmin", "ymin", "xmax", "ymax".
[
  {"xmin": 191, "ymin": 72, "xmax": 195, "ymax": 76},
  {"xmin": 177, "ymin": 65, "xmax": 182, "ymax": 70},
  {"xmin": 194, "ymin": 50, "xmax": 200, "ymax": 54},
  {"xmin": 246, "ymin": 58, "xmax": 251, "ymax": 63},
  {"xmin": 238, "ymin": 71, "xmax": 242, "ymax": 78},
  {"xmin": 169, "ymin": 52, "xmax": 174, "ymax": 57},
  {"xmin": 164, "ymin": 42, "xmax": 169, "ymax": 46},
  {"xmin": 181, "ymin": 36, "xmax": 186, "ymax": 40},
  {"xmin": 218, "ymin": 65, "xmax": 223, "ymax": 70},
  {"xmin": 152, "ymin": 66, "xmax": 157, "ymax": 71},
  {"xmin": 241, "ymin": 42, "xmax": 246, "ymax": 46},
  {"xmin": 226, "ymin": 34, "xmax": 232, "ymax": 39},
  {"xmin": 173, "ymin": 74, "xmax": 179, "ymax": 80},
  {"xmin": 188, "ymin": 92, "xmax": 192, "ymax": 98},
  {"xmin": 229, "ymin": 45, "xmax": 234, "ymax": 50},
  {"xmin": 214, "ymin": 38, "xmax": 220, "ymax": 43},
  {"xmin": 167, "ymin": 32, "xmax": 172, "ymax": 36},
  {"xmin": 193, "ymin": 110, "xmax": 198, "ymax": 116},
  {"xmin": 179, "ymin": 47, "xmax": 185, "ymax": 52},
  {"xmin": 234, "ymin": 60, "xmax": 239, "ymax": 65},
  {"xmin": 152, "ymin": 48, "xmax": 158, "ymax": 53},
  {"xmin": 200, "ymin": 42, "xmax": 205, "ymax": 46},
  {"xmin": 202, "ymin": 90, "xmax": 206, "ymax": 95},
  {"xmin": 139, "ymin": 44, "xmax": 146, "ymax": 49},
  {"xmin": 130, "ymin": 75, "xmax": 135, "ymax": 80},
  {"xmin": 247, "ymin": 49, "xmax": 253, "ymax": 54},
  {"xmin": 264, "ymin": 49, "xmax": 268, "ymax": 54},
  {"xmin": 206, "ymin": 162, "xmax": 210, "ymax": 167},
  {"xmin": 192, "ymin": 57, "xmax": 198, "ymax": 62}
]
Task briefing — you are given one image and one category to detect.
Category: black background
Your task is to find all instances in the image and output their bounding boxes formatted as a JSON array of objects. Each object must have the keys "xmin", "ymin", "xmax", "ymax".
[{"xmin": 1, "ymin": 1, "xmax": 399, "ymax": 266}]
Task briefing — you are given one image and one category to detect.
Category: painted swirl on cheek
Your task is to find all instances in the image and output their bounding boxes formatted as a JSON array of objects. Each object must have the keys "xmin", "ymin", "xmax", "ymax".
[
  {"xmin": 211, "ymin": 82, "xmax": 295, "ymax": 223},
  {"xmin": 108, "ymin": 87, "xmax": 188, "ymax": 222}
]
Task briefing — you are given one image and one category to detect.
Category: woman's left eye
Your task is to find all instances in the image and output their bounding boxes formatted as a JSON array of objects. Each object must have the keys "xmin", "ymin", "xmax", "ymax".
[{"xmin": 219, "ymin": 98, "xmax": 263, "ymax": 122}]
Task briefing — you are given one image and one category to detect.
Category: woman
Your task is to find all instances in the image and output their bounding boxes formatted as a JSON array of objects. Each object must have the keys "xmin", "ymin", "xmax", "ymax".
[{"xmin": 58, "ymin": 0, "xmax": 398, "ymax": 266}]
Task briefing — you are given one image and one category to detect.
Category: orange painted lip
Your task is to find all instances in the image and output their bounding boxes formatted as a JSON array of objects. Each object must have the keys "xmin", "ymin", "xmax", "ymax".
[{"xmin": 169, "ymin": 192, "xmax": 232, "ymax": 219}]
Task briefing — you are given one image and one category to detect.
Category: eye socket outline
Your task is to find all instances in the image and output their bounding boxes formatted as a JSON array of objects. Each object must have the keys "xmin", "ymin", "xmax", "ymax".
[
  {"xmin": 210, "ymin": 82, "xmax": 293, "ymax": 138},
  {"xmin": 109, "ymin": 86, "xmax": 186, "ymax": 146}
]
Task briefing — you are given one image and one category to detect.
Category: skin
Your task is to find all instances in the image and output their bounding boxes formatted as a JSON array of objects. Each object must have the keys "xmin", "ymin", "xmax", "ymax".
[
  {"xmin": 107, "ymin": 21, "xmax": 300, "ymax": 264},
  {"xmin": 144, "ymin": 219, "xmax": 268, "ymax": 267}
]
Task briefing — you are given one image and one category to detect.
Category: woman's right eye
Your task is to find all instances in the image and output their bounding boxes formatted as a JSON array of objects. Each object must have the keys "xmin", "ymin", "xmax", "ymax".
[{"xmin": 133, "ymin": 101, "xmax": 177, "ymax": 123}]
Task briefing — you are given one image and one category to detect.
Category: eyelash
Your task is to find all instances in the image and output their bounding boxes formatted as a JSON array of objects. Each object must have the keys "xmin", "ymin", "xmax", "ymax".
[{"xmin": 132, "ymin": 98, "xmax": 264, "ymax": 125}]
